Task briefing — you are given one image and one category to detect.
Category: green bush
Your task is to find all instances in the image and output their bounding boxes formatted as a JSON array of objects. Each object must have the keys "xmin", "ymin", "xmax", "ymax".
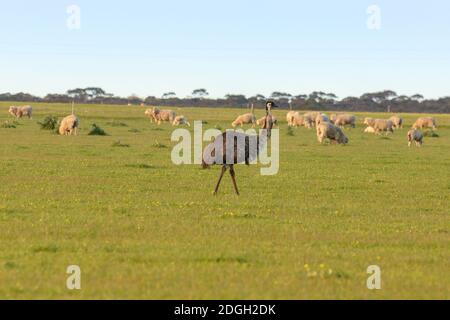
[
  {"xmin": 1, "ymin": 121, "xmax": 16, "ymax": 129},
  {"xmin": 38, "ymin": 116, "xmax": 58, "ymax": 130},
  {"xmin": 88, "ymin": 124, "xmax": 108, "ymax": 136},
  {"xmin": 152, "ymin": 140, "xmax": 167, "ymax": 148},
  {"xmin": 112, "ymin": 140, "xmax": 130, "ymax": 148},
  {"xmin": 287, "ymin": 126, "xmax": 295, "ymax": 136},
  {"xmin": 424, "ymin": 131, "xmax": 439, "ymax": 138}
]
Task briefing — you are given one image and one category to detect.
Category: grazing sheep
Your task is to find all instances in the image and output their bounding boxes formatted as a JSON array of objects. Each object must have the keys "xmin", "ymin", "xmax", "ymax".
[
  {"xmin": 286, "ymin": 111, "xmax": 306, "ymax": 127},
  {"xmin": 389, "ymin": 115, "xmax": 403, "ymax": 129},
  {"xmin": 286, "ymin": 111, "xmax": 297, "ymax": 127},
  {"xmin": 412, "ymin": 117, "xmax": 437, "ymax": 130},
  {"xmin": 59, "ymin": 115, "xmax": 80, "ymax": 136},
  {"xmin": 173, "ymin": 115, "xmax": 191, "ymax": 127},
  {"xmin": 291, "ymin": 113, "xmax": 305, "ymax": 127},
  {"xmin": 144, "ymin": 109, "xmax": 155, "ymax": 123},
  {"xmin": 407, "ymin": 129, "xmax": 424, "ymax": 147},
  {"xmin": 257, "ymin": 115, "xmax": 277, "ymax": 127},
  {"xmin": 333, "ymin": 114, "xmax": 356, "ymax": 128},
  {"xmin": 232, "ymin": 113, "xmax": 256, "ymax": 128},
  {"xmin": 316, "ymin": 122, "xmax": 349, "ymax": 145},
  {"xmin": 364, "ymin": 126, "xmax": 376, "ymax": 133},
  {"xmin": 152, "ymin": 107, "xmax": 176, "ymax": 125},
  {"xmin": 303, "ymin": 112, "xmax": 321, "ymax": 129},
  {"xmin": 364, "ymin": 118, "xmax": 394, "ymax": 135},
  {"xmin": 315, "ymin": 113, "xmax": 330, "ymax": 127},
  {"xmin": 9, "ymin": 106, "xmax": 33, "ymax": 119}
]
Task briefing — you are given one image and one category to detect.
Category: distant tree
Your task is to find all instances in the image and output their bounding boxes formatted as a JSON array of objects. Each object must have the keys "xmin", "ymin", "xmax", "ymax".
[
  {"xmin": 66, "ymin": 87, "xmax": 112, "ymax": 103},
  {"xmin": 224, "ymin": 94, "xmax": 248, "ymax": 105},
  {"xmin": 162, "ymin": 92, "xmax": 177, "ymax": 99},
  {"xmin": 192, "ymin": 88, "xmax": 209, "ymax": 99},
  {"xmin": 67, "ymin": 88, "xmax": 88, "ymax": 101},
  {"xmin": 270, "ymin": 92, "xmax": 292, "ymax": 100},
  {"xmin": 85, "ymin": 87, "xmax": 106, "ymax": 99},
  {"xmin": 361, "ymin": 90, "xmax": 397, "ymax": 104},
  {"xmin": 308, "ymin": 92, "xmax": 338, "ymax": 104},
  {"xmin": 127, "ymin": 94, "xmax": 142, "ymax": 105},
  {"xmin": 394, "ymin": 95, "xmax": 410, "ymax": 102},
  {"xmin": 411, "ymin": 94, "xmax": 424, "ymax": 102}
]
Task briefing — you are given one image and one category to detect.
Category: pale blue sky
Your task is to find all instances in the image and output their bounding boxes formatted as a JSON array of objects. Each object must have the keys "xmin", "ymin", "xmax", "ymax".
[{"xmin": 1, "ymin": 0, "xmax": 449, "ymax": 99}]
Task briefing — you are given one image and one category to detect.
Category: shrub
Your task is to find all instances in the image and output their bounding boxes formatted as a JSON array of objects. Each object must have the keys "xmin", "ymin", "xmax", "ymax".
[
  {"xmin": 1, "ymin": 121, "xmax": 16, "ymax": 129},
  {"xmin": 107, "ymin": 121, "xmax": 128, "ymax": 127},
  {"xmin": 112, "ymin": 140, "xmax": 130, "ymax": 148},
  {"xmin": 152, "ymin": 140, "xmax": 167, "ymax": 148},
  {"xmin": 38, "ymin": 116, "xmax": 58, "ymax": 130},
  {"xmin": 424, "ymin": 131, "xmax": 439, "ymax": 138},
  {"xmin": 126, "ymin": 163, "xmax": 155, "ymax": 169},
  {"xmin": 88, "ymin": 124, "xmax": 108, "ymax": 136},
  {"xmin": 287, "ymin": 126, "xmax": 295, "ymax": 136}
]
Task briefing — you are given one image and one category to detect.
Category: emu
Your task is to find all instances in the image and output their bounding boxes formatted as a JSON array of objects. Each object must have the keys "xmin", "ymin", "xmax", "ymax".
[{"xmin": 202, "ymin": 101, "xmax": 278, "ymax": 195}]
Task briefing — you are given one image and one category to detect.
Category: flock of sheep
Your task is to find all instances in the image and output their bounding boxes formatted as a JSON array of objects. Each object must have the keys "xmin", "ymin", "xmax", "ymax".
[
  {"xmin": 7, "ymin": 104, "xmax": 437, "ymax": 148},
  {"xmin": 285, "ymin": 110, "xmax": 436, "ymax": 147},
  {"xmin": 8, "ymin": 105, "xmax": 80, "ymax": 135},
  {"xmin": 142, "ymin": 107, "xmax": 437, "ymax": 147}
]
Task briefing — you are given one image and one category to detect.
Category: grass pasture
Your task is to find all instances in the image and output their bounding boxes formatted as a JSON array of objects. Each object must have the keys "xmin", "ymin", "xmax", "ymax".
[{"xmin": 0, "ymin": 102, "xmax": 449, "ymax": 299}]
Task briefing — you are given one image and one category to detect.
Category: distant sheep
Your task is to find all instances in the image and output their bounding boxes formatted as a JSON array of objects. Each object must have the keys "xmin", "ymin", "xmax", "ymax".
[
  {"xmin": 232, "ymin": 113, "xmax": 256, "ymax": 128},
  {"xmin": 316, "ymin": 122, "xmax": 349, "ymax": 145},
  {"xmin": 303, "ymin": 112, "xmax": 321, "ymax": 129},
  {"xmin": 364, "ymin": 118, "xmax": 394, "ymax": 135},
  {"xmin": 144, "ymin": 109, "xmax": 155, "ymax": 123},
  {"xmin": 363, "ymin": 117, "xmax": 376, "ymax": 128},
  {"xmin": 286, "ymin": 111, "xmax": 297, "ymax": 127},
  {"xmin": 9, "ymin": 106, "xmax": 33, "ymax": 119},
  {"xmin": 292, "ymin": 113, "xmax": 305, "ymax": 127},
  {"xmin": 364, "ymin": 126, "xmax": 376, "ymax": 133},
  {"xmin": 257, "ymin": 115, "xmax": 277, "ymax": 127},
  {"xmin": 152, "ymin": 107, "xmax": 176, "ymax": 125},
  {"xmin": 412, "ymin": 117, "xmax": 437, "ymax": 130},
  {"xmin": 315, "ymin": 113, "xmax": 330, "ymax": 127},
  {"xmin": 333, "ymin": 114, "xmax": 356, "ymax": 128},
  {"xmin": 59, "ymin": 115, "xmax": 80, "ymax": 136},
  {"xmin": 389, "ymin": 116, "xmax": 403, "ymax": 129},
  {"xmin": 407, "ymin": 129, "xmax": 424, "ymax": 147},
  {"xmin": 173, "ymin": 115, "xmax": 191, "ymax": 127}
]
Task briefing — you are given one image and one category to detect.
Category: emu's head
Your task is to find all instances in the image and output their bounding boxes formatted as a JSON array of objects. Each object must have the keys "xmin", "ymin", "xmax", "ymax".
[{"xmin": 265, "ymin": 101, "xmax": 278, "ymax": 114}]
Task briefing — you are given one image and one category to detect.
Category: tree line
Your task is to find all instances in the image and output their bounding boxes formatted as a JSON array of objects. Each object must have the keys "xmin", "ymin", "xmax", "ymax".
[{"xmin": 1, "ymin": 88, "xmax": 449, "ymax": 113}]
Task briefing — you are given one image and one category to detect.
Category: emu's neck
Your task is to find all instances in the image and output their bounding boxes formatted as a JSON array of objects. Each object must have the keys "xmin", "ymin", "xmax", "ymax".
[{"xmin": 258, "ymin": 126, "xmax": 270, "ymax": 152}]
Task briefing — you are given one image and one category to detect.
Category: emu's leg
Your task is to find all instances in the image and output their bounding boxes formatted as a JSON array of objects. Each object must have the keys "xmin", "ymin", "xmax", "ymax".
[
  {"xmin": 229, "ymin": 165, "xmax": 240, "ymax": 196},
  {"xmin": 214, "ymin": 166, "xmax": 227, "ymax": 195}
]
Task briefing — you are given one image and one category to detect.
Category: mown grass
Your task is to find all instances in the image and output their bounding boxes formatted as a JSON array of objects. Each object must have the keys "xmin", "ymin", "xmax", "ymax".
[{"xmin": 0, "ymin": 102, "xmax": 449, "ymax": 300}]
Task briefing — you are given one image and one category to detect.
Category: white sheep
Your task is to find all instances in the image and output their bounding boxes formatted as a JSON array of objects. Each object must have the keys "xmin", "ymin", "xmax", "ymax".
[
  {"xmin": 59, "ymin": 115, "xmax": 80, "ymax": 136},
  {"xmin": 173, "ymin": 115, "xmax": 191, "ymax": 127},
  {"xmin": 316, "ymin": 122, "xmax": 349, "ymax": 145},
  {"xmin": 9, "ymin": 106, "xmax": 33, "ymax": 119},
  {"xmin": 232, "ymin": 113, "xmax": 256, "ymax": 128},
  {"xmin": 407, "ymin": 129, "xmax": 424, "ymax": 147}
]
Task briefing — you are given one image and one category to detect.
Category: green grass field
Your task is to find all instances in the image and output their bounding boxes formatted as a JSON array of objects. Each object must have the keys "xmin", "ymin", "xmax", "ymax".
[{"xmin": 0, "ymin": 102, "xmax": 449, "ymax": 299}]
